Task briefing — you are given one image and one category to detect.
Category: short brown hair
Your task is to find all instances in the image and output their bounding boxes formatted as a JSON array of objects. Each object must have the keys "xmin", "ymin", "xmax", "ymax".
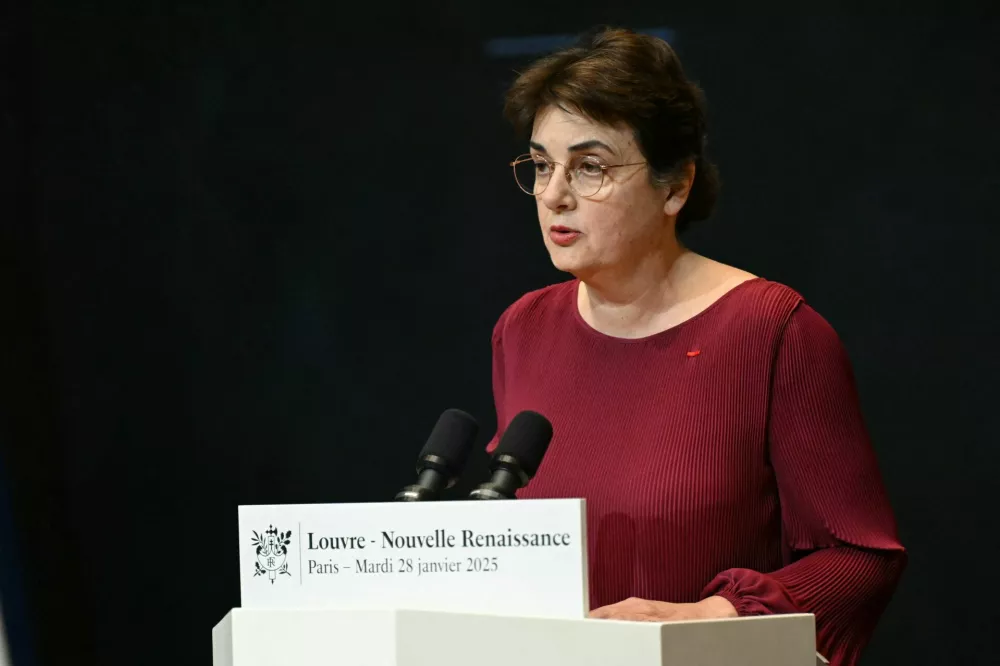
[{"xmin": 503, "ymin": 26, "xmax": 719, "ymax": 233}]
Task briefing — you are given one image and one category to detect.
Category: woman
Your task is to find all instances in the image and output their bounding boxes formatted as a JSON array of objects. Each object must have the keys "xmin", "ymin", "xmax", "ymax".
[{"xmin": 485, "ymin": 26, "xmax": 905, "ymax": 666}]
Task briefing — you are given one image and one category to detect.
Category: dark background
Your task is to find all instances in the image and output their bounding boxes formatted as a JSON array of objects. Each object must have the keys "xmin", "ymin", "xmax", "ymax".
[{"xmin": 2, "ymin": 2, "xmax": 998, "ymax": 665}]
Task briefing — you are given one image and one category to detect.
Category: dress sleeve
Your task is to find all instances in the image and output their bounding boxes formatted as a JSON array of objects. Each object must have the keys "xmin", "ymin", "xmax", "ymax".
[
  {"xmin": 485, "ymin": 314, "xmax": 507, "ymax": 454},
  {"xmin": 701, "ymin": 303, "xmax": 906, "ymax": 666}
]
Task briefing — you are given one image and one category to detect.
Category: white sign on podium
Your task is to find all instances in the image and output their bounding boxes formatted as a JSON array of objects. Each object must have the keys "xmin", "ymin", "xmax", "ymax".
[{"xmin": 238, "ymin": 498, "xmax": 589, "ymax": 619}]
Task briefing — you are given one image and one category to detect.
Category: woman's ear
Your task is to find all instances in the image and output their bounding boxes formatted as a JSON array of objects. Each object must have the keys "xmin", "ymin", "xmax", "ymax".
[{"xmin": 663, "ymin": 161, "xmax": 696, "ymax": 217}]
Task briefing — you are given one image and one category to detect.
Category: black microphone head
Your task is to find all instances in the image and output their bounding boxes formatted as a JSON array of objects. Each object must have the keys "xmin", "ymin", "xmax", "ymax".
[
  {"xmin": 492, "ymin": 410, "xmax": 552, "ymax": 478},
  {"xmin": 417, "ymin": 408, "xmax": 479, "ymax": 475}
]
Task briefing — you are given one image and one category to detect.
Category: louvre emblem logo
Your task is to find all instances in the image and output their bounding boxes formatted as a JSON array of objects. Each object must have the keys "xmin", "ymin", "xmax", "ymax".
[{"xmin": 252, "ymin": 525, "xmax": 292, "ymax": 583}]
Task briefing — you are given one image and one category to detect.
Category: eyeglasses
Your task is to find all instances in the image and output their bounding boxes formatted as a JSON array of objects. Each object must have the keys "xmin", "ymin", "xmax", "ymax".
[{"xmin": 510, "ymin": 153, "xmax": 647, "ymax": 198}]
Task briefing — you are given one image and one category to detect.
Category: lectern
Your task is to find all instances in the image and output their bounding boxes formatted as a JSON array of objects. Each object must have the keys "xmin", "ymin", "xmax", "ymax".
[
  {"xmin": 212, "ymin": 608, "xmax": 818, "ymax": 666},
  {"xmin": 218, "ymin": 499, "xmax": 824, "ymax": 665}
]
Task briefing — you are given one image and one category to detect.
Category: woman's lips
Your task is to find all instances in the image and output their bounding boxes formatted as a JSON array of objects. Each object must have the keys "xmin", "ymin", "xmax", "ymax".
[{"xmin": 549, "ymin": 225, "xmax": 581, "ymax": 246}]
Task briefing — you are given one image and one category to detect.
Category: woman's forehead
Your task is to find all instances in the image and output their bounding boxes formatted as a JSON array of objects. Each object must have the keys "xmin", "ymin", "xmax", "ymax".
[{"xmin": 531, "ymin": 107, "xmax": 634, "ymax": 154}]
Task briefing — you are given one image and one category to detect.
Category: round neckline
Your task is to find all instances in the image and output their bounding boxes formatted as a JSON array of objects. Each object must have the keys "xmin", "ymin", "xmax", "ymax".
[{"xmin": 568, "ymin": 276, "xmax": 767, "ymax": 344}]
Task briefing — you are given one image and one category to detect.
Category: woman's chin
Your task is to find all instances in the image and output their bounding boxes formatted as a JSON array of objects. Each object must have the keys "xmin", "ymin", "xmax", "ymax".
[
  {"xmin": 545, "ymin": 238, "xmax": 603, "ymax": 275},
  {"xmin": 547, "ymin": 249, "xmax": 582, "ymax": 273},
  {"xmin": 548, "ymin": 256, "xmax": 594, "ymax": 278}
]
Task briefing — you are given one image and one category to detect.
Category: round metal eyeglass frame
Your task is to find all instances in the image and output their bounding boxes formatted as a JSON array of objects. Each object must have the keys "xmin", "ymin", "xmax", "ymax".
[{"xmin": 510, "ymin": 153, "xmax": 647, "ymax": 197}]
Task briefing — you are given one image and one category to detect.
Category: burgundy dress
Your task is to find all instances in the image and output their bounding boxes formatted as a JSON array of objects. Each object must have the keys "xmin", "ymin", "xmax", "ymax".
[{"xmin": 486, "ymin": 278, "xmax": 905, "ymax": 666}]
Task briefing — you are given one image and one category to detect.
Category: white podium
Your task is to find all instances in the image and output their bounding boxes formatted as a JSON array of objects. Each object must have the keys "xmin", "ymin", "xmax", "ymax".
[
  {"xmin": 223, "ymin": 499, "xmax": 826, "ymax": 665},
  {"xmin": 212, "ymin": 607, "xmax": 818, "ymax": 666}
]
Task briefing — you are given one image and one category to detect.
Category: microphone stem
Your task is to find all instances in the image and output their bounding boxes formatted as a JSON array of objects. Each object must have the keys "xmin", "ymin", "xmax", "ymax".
[
  {"xmin": 416, "ymin": 467, "xmax": 447, "ymax": 494},
  {"xmin": 492, "ymin": 467, "xmax": 521, "ymax": 495}
]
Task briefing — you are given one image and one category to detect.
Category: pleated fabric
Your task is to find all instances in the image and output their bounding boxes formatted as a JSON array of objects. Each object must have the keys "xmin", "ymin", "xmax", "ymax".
[{"xmin": 486, "ymin": 278, "xmax": 905, "ymax": 666}]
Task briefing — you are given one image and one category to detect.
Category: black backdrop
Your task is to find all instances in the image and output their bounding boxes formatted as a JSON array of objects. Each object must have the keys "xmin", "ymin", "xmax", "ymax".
[{"xmin": 2, "ymin": 2, "xmax": 998, "ymax": 665}]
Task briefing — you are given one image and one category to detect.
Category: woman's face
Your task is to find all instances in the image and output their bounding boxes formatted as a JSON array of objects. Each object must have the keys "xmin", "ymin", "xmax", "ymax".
[{"xmin": 528, "ymin": 105, "xmax": 684, "ymax": 279}]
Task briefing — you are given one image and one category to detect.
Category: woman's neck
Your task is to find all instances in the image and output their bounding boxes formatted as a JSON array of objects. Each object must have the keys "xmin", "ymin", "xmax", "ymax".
[{"xmin": 577, "ymin": 247, "xmax": 754, "ymax": 339}]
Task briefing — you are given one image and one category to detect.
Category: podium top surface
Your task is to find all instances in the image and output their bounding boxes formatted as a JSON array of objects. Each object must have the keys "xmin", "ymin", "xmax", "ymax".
[{"xmin": 213, "ymin": 607, "xmax": 818, "ymax": 666}]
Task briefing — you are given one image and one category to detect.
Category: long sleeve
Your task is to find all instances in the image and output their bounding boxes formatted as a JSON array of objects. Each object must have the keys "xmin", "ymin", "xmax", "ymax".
[
  {"xmin": 702, "ymin": 303, "xmax": 906, "ymax": 666},
  {"xmin": 485, "ymin": 314, "xmax": 507, "ymax": 454}
]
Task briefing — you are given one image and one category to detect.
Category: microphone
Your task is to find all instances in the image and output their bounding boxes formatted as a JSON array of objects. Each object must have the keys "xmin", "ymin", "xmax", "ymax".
[
  {"xmin": 469, "ymin": 410, "xmax": 552, "ymax": 500},
  {"xmin": 394, "ymin": 408, "xmax": 479, "ymax": 501}
]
